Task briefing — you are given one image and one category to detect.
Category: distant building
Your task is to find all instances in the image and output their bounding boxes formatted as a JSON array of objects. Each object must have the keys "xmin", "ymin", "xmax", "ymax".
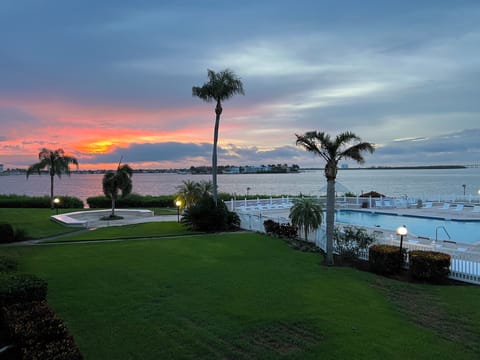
[
  {"xmin": 0, "ymin": 164, "xmax": 3, "ymax": 172},
  {"xmin": 341, "ymin": 164, "xmax": 349, "ymax": 169}
]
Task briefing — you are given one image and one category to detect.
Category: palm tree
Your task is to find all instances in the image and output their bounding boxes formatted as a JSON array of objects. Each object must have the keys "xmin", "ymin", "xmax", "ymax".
[
  {"xmin": 26, "ymin": 148, "xmax": 79, "ymax": 209},
  {"xmin": 102, "ymin": 163, "xmax": 133, "ymax": 217},
  {"xmin": 295, "ymin": 131, "xmax": 375, "ymax": 265},
  {"xmin": 176, "ymin": 180, "xmax": 213, "ymax": 209},
  {"xmin": 192, "ymin": 69, "xmax": 244, "ymax": 206},
  {"xmin": 289, "ymin": 197, "xmax": 323, "ymax": 242}
]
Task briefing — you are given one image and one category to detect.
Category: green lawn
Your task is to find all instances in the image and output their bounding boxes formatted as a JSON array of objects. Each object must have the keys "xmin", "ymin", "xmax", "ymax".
[
  {"xmin": 44, "ymin": 221, "xmax": 194, "ymax": 243},
  {"xmin": 2, "ymin": 232, "xmax": 480, "ymax": 359},
  {"xmin": 0, "ymin": 207, "xmax": 178, "ymax": 240},
  {"xmin": 0, "ymin": 208, "xmax": 79, "ymax": 239}
]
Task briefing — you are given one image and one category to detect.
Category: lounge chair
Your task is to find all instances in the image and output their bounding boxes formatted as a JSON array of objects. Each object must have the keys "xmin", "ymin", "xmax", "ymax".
[
  {"xmin": 383, "ymin": 200, "xmax": 393, "ymax": 207},
  {"xmin": 452, "ymin": 204, "xmax": 464, "ymax": 211},
  {"xmin": 422, "ymin": 202, "xmax": 432, "ymax": 209},
  {"xmin": 440, "ymin": 203, "xmax": 450, "ymax": 210},
  {"xmin": 472, "ymin": 205, "xmax": 480, "ymax": 213}
]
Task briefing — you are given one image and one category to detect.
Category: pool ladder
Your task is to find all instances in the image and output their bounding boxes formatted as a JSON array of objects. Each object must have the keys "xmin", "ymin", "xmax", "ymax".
[{"xmin": 435, "ymin": 226, "xmax": 451, "ymax": 242}]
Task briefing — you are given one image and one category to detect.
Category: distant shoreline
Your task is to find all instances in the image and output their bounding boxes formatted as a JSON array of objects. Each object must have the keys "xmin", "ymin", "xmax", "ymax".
[{"xmin": 303, "ymin": 165, "xmax": 467, "ymax": 171}]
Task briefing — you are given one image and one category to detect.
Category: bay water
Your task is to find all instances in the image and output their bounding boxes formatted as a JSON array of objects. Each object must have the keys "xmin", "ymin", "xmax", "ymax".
[{"xmin": 1, "ymin": 168, "xmax": 479, "ymax": 207}]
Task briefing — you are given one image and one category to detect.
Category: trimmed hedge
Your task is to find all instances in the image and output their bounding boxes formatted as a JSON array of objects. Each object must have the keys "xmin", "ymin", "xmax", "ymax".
[
  {"xmin": 87, "ymin": 193, "xmax": 175, "ymax": 208},
  {"xmin": 409, "ymin": 250, "xmax": 451, "ymax": 282},
  {"xmin": 369, "ymin": 244, "xmax": 405, "ymax": 275},
  {"xmin": 1, "ymin": 301, "xmax": 83, "ymax": 359},
  {"xmin": 0, "ymin": 195, "xmax": 83, "ymax": 208},
  {"xmin": 0, "ymin": 273, "xmax": 48, "ymax": 306}
]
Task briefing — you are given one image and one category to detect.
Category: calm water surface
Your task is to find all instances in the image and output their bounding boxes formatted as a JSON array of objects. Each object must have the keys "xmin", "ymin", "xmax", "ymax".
[{"xmin": 1, "ymin": 168, "xmax": 479, "ymax": 206}]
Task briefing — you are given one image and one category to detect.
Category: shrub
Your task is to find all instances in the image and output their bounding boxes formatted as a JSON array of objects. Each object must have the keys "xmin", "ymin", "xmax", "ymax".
[
  {"xmin": 2, "ymin": 300, "xmax": 83, "ymax": 359},
  {"xmin": 87, "ymin": 193, "xmax": 175, "ymax": 208},
  {"xmin": 0, "ymin": 273, "xmax": 48, "ymax": 306},
  {"xmin": 334, "ymin": 226, "xmax": 376, "ymax": 262},
  {"xmin": 181, "ymin": 196, "xmax": 240, "ymax": 232},
  {"xmin": 408, "ymin": 250, "xmax": 451, "ymax": 282},
  {"xmin": 0, "ymin": 194, "xmax": 83, "ymax": 208},
  {"xmin": 369, "ymin": 244, "xmax": 405, "ymax": 275},
  {"xmin": 263, "ymin": 219, "xmax": 298, "ymax": 239},
  {"xmin": 264, "ymin": 219, "xmax": 280, "ymax": 235},
  {"xmin": 0, "ymin": 222, "xmax": 15, "ymax": 243},
  {"xmin": 0, "ymin": 256, "xmax": 18, "ymax": 273},
  {"xmin": 14, "ymin": 228, "xmax": 31, "ymax": 242}
]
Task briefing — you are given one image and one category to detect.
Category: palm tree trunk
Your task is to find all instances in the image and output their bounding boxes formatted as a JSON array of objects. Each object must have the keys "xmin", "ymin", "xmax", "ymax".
[
  {"xmin": 212, "ymin": 100, "xmax": 222, "ymax": 206},
  {"xmin": 325, "ymin": 178, "xmax": 336, "ymax": 265},
  {"xmin": 50, "ymin": 174, "xmax": 54, "ymax": 209},
  {"xmin": 111, "ymin": 198, "xmax": 116, "ymax": 217}
]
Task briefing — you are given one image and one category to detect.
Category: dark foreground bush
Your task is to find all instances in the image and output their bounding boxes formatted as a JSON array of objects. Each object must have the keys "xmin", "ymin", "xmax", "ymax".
[
  {"xmin": 0, "ymin": 222, "xmax": 15, "ymax": 243},
  {"xmin": 181, "ymin": 196, "xmax": 240, "ymax": 232},
  {"xmin": 1, "ymin": 301, "xmax": 83, "ymax": 359},
  {"xmin": 0, "ymin": 194, "xmax": 83, "ymax": 208},
  {"xmin": 87, "ymin": 193, "xmax": 175, "ymax": 208},
  {"xmin": 0, "ymin": 223, "xmax": 31, "ymax": 244},
  {"xmin": 409, "ymin": 250, "xmax": 451, "ymax": 282},
  {"xmin": 0, "ymin": 256, "xmax": 18, "ymax": 273},
  {"xmin": 369, "ymin": 244, "xmax": 405, "ymax": 275},
  {"xmin": 0, "ymin": 273, "xmax": 48, "ymax": 306}
]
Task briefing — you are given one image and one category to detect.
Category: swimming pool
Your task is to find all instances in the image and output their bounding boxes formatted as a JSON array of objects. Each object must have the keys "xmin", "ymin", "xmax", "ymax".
[{"xmin": 335, "ymin": 210, "xmax": 480, "ymax": 244}]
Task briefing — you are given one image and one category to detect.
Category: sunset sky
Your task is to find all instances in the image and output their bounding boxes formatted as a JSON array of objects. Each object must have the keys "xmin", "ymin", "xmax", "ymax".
[{"xmin": 1, "ymin": 0, "xmax": 479, "ymax": 170}]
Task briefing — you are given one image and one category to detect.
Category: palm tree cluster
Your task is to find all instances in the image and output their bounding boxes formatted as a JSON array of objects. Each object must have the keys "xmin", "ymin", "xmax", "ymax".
[
  {"xmin": 175, "ymin": 180, "xmax": 213, "ymax": 209},
  {"xmin": 26, "ymin": 148, "xmax": 79, "ymax": 209}
]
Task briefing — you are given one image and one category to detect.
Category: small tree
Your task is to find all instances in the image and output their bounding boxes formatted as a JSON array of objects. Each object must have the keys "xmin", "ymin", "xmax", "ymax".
[
  {"xmin": 289, "ymin": 197, "xmax": 323, "ymax": 241},
  {"xmin": 175, "ymin": 180, "xmax": 213, "ymax": 209},
  {"xmin": 102, "ymin": 163, "xmax": 133, "ymax": 217},
  {"xmin": 26, "ymin": 148, "xmax": 79, "ymax": 209}
]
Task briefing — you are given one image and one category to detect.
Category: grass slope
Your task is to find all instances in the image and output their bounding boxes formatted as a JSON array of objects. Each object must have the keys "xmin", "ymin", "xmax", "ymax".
[
  {"xmin": 2, "ymin": 233, "xmax": 479, "ymax": 359},
  {"xmin": 45, "ymin": 222, "xmax": 194, "ymax": 243},
  {"xmin": 0, "ymin": 208, "xmax": 79, "ymax": 239}
]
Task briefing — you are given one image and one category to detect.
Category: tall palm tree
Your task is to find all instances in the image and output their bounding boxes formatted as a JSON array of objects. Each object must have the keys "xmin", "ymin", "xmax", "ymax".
[
  {"xmin": 26, "ymin": 148, "xmax": 79, "ymax": 209},
  {"xmin": 289, "ymin": 197, "xmax": 323, "ymax": 242},
  {"xmin": 295, "ymin": 131, "xmax": 375, "ymax": 265},
  {"xmin": 192, "ymin": 69, "xmax": 244, "ymax": 206},
  {"xmin": 102, "ymin": 163, "xmax": 133, "ymax": 217}
]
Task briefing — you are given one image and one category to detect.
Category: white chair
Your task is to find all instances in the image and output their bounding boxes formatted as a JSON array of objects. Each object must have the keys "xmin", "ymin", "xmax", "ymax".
[
  {"xmin": 422, "ymin": 202, "xmax": 432, "ymax": 209},
  {"xmin": 440, "ymin": 203, "xmax": 450, "ymax": 210},
  {"xmin": 452, "ymin": 204, "xmax": 464, "ymax": 211}
]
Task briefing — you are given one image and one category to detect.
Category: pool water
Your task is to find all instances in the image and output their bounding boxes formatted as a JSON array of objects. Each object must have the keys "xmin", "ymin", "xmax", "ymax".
[{"xmin": 335, "ymin": 210, "xmax": 480, "ymax": 244}]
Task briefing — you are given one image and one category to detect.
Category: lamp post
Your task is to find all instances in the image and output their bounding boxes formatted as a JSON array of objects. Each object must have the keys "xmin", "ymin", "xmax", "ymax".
[
  {"xmin": 396, "ymin": 225, "xmax": 408, "ymax": 266},
  {"xmin": 175, "ymin": 200, "xmax": 182, "ymax": 222},
  {"xmin": 462, "ymin": 184, "xmax": 466, "ymax": 196},
  {"xmin": 246, "ymin": 187, "xmax": 251, "ymax": 197},
  {"xmin": 53, "ymin": 198, "xmax": 60, "ymax": 215}
]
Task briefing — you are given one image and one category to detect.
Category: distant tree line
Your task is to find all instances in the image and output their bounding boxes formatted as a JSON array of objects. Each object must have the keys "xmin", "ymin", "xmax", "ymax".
[{"xmin": 190, "ymin": 164, "xmax": 300, "ymax": 174}]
